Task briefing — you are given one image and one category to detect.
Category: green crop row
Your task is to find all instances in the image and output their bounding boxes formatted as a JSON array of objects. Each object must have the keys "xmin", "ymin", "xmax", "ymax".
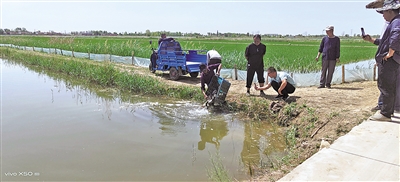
[
  {"xmin": 0, "ymin": 47, "xmax": 204, "ymax": 101},
  {"xmin": 0, "ymin": 35, "xmax": 377, "ymax": 72}
]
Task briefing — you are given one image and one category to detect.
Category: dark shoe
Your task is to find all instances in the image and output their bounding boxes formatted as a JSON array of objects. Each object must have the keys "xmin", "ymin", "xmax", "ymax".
[
  {"xmin": 283, "ymin": 95, "xmax": 290, "ymax": 101},
  {"xmin": 260, "ymin": 91, "xmax": 266, "ymax": 97},
  {"xmin": 371, "ymin": 105, "xmax": 381, "ymax": 112},
  {"xmin": 326, "ymin": 85, "xmax": 332, "ymax": 89},
  {"xmin": 317, "ymin": 85, "xmax": 325, "ymax": 89},
  {"xmin": 275, "ymin": 94, "xmax": 283, "ymax": 99}
]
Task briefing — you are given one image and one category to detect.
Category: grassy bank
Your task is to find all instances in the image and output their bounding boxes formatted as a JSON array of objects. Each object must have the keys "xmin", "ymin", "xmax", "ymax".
[
  {"xmin": 0, "ymin": 47, "xmax": 204, "ymax": 101},
  {"xmin": 0, "ymin": 35, "xmax": 377, "ymax": 72}
]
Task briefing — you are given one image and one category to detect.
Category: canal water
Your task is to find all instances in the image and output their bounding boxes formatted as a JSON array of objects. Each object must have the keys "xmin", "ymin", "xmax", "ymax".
[{"xmin": 1, "ymin": 59, "xmax": 285, "ymax": 181}]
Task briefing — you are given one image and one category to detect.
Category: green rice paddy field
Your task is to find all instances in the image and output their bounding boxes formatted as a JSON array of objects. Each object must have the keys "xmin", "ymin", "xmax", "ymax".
[{"xmin": 0, "ymin": 36, "xmax": 377, "ymax": 72}]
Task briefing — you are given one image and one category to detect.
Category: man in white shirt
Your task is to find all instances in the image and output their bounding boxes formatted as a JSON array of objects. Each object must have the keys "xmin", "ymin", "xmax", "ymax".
[
  {"xmin": 254, "ymin": 67, "xmax": 296, "ymax": 101},
  {"xmin": 206, "ymin": 49, "xmax": 222, "ymax": 65}
]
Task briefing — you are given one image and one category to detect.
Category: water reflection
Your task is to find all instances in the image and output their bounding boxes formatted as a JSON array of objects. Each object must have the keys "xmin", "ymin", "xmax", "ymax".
[
  {"xmin": 241, "ymin": 121, "xmax": 286, "ymax": 175},
  {"xmin": 51, "ymin": 76, "xmax": 118, "ymax": 120},
  {"xmin": 148, "ymin": 101, "xmax": 210, "ymax": 136},
  {"xmin": 198, "ymin": 119, "xmax": 229, "ymax": 151}
]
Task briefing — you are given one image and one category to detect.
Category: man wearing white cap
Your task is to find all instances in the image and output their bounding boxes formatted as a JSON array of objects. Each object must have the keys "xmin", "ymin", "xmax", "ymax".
[
  {"xmin": 315, "ymin": 25, "xmax": 341, "ymax": 89},
  {"xmin": 363, "ymin": 0, "xmax": 400, "ymax": 121}
]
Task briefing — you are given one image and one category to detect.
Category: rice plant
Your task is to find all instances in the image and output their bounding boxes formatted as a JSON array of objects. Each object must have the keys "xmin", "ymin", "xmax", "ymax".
[{"xmin": 0, "ymin": 35, "xmax": 377, "ymax": 72}]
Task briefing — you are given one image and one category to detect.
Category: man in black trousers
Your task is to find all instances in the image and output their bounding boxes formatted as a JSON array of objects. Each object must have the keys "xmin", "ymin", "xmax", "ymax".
[
  {"xmin": 364, "ymin": 0, "xmax": 400, "ymax": 121},
  {"xmin": 245, "ymin": 34, "xmax": 266, "ymax": 96}
]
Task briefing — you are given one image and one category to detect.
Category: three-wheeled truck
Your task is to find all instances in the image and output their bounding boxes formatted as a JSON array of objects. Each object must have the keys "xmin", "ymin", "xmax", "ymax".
[{"xmin": 149, "ymin": 38, "xmax": 207, "ymax": 80}]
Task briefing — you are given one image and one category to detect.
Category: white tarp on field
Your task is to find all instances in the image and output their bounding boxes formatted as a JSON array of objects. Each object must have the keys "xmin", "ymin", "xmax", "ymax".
[{"xmin": 0, "ymin": 44, "xmax": 377, "ymax": 87}]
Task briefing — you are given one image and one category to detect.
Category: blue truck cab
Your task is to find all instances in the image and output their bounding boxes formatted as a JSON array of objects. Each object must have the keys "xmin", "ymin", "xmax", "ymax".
[{"xmin": 149, "ymin": 38, "xmax": 207, "ymax": 80}]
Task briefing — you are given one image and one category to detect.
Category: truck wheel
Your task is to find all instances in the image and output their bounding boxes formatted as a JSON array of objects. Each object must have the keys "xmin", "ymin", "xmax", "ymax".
[
  {"xmin": 189, "ymin": 72, "xmax": 199, "ymax": 78},
  {"xmin": 169, "ymin": 67, "xmax": 180, "ymax": 80}
]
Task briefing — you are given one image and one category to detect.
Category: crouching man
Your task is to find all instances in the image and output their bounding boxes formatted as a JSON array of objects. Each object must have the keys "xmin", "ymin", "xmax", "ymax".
[
  {"xmin": 254, "ymin": 66, "xmax": 296, "ymax": 101},
  {"xmin": 200, "ymin": 63, "xmax": 222, "ymax": 99}
]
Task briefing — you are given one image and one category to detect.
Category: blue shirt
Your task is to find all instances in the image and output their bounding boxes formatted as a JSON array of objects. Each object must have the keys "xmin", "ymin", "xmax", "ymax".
[
  {"xmin": 269, "ymin": 72, "xmax": 296, "ymax": 87},
  {"xmin": 374, "ymin": 14, "xmax": 400, "ymax": 65},
  {"xmin": 318, "ymin": 36, "xmax": 340, "ymax": 61}
]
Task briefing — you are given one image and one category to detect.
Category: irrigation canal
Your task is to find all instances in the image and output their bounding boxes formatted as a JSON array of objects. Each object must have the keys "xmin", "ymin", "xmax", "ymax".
[{"xmin": 1, "ymin": 59, "xmax": 285, "ymax": 181}]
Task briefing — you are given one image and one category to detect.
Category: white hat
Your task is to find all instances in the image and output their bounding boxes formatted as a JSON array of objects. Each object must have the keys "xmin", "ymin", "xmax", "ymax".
[
  {"xmin": 376, "ymin": 0, "xmax": 400, "ymax": 13},
  {"xmin": 325, "ymin": 25, "xmax": 334, "ymax": 31}
]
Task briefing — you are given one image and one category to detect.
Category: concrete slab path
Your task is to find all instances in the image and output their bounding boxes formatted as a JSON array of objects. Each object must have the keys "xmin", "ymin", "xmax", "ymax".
[{"xmin": 279, "ymin": 113, "xmax": 400, "ymax": 181}]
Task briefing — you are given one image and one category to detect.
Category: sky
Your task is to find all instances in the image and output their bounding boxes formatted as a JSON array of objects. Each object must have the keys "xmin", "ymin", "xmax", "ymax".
[{"xmin": 0, "ymin": 0, "xmax": 389, "ymax": 36}]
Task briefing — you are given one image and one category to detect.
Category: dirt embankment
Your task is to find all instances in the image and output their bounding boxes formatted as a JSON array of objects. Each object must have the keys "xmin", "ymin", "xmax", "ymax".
[{"xmin": 117, "ymin": 63, "xmax": 379, "ymax": 181}]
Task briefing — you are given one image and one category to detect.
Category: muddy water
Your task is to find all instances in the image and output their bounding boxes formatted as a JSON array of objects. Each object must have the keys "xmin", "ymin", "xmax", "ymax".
[{"xmin": 1, "ymin": 59, "xmax": 286, "ymax": 181}]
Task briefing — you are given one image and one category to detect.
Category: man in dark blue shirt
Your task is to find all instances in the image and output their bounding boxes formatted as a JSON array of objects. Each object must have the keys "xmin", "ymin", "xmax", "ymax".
[
  {"xmin": 364, "ymin": 0, "xmax": 400, "ymax": 121},
  {"xmin": 158, "ymin": 33, "xmax": 166, "ymax": 45},
  {"xmin": 315, "ymin": 25, "xmax": 341, "ymax": 89},
  {"xmin": 200, "ymin": 63, "xmax": 222, "ymax": 99}
]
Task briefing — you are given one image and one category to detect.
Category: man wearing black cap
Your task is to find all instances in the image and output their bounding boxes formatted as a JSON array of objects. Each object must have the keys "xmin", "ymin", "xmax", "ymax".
[{"xmin": 245, "ymin": 34, "xmax": 266, "ymax": 96}]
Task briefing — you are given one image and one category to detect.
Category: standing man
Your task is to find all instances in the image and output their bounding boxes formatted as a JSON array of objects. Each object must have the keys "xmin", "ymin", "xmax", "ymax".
[
  {"xmin": 245, "ymin": 34, "xmax": 266, "ymax": 96},
  {"xmin": 370, "ymin": 21, "xmax": 389, "ymax": 111},
  {"xmin": 315, "ymin": 25, "xmax": 341, "ymax": 89},
  {"xmin": 364, "ymin": 0, "xmax": 400, "ymax": 121},
  {"xmin": 366, "ymin": 1, "xmax": 400, "ymax": 114},
  {"xmin": 206, "ymin": 49, "xmax": 222, "ymax": 65},
  {"xmin": 254, "ymin": 67, "xmax": 296, "ymax": 101}
]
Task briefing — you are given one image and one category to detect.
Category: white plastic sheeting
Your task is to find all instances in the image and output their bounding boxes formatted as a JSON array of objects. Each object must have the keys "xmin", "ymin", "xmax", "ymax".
[{"xmin": 1, "ymin": 44, "xmax": 377, "ymax": 87}]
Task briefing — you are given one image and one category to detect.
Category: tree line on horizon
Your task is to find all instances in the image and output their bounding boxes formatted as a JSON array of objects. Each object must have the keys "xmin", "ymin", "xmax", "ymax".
[{"xmin": 0, "ymin": 27, "xmax": 379, "ymax": 38}]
